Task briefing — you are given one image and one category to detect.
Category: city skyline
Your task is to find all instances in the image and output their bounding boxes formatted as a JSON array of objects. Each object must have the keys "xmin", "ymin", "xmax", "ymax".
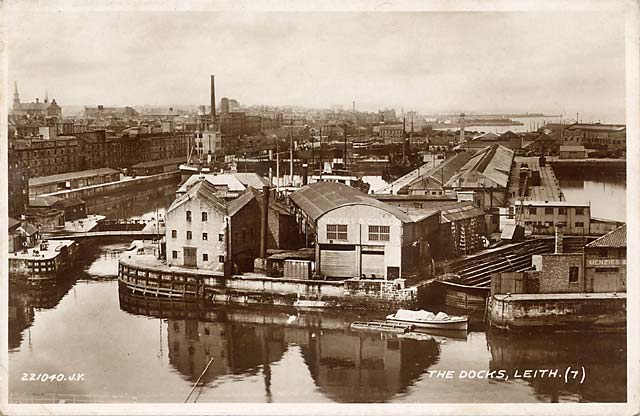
[{"xmin": 7, "ymin": 10, "xmax": 627, "ymax": 123}]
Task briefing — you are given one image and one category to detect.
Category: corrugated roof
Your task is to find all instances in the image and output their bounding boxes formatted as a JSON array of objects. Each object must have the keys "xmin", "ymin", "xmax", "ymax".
[
  {"xmin": 408, "ymin": 151, "xmax": 473, "ymax": 189},
  {"xmin": 290, "ymin": 181, "xmax": 414, "ymax": 223},
  {"xmin": 445, "ymin": 145, "xmax": 513, "ymax": 188},
  {"xmin": 440, "ymin": 202, "xmax": 485, "ymax": 222},
  {"xmin": 29, "ymin": 168, "xmax": 119, "ymax": 186},
  {"xmin": 586, "ymin": 224, "xmax": 626, "ymax": 248},
  {"xmin": 234, "ymin": 172, "xmax": 270, "ymax": 189}
]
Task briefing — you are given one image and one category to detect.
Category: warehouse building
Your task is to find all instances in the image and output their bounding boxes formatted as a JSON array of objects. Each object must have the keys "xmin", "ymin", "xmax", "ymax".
[{"xmin": 289, "ymin": 182, "xmax": 440, "ymax": 280}]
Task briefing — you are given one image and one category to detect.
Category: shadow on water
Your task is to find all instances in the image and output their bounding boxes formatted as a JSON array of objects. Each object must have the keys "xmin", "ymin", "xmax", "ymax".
[
  {"xmin": 118, "ymin": 291, "xmax": 441, "ymax": 403},
  {"xmin": 486, "ymin": 328, "xmax": 626, "ymax": 403},
  {"xmin": 8, "ymin": 240, "xmax": 131, "ymax": 350}
]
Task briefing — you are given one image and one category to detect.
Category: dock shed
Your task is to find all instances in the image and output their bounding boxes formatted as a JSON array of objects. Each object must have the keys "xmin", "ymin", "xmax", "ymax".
[{"xmin": 290, "ymin": 182, "xmax": 440, "ymax": 280}]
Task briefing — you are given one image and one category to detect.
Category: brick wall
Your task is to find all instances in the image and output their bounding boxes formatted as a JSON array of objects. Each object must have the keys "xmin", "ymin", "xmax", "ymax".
[{"xmin": 537, "ymin": 254, "xmax": 583, "ymax": 293}]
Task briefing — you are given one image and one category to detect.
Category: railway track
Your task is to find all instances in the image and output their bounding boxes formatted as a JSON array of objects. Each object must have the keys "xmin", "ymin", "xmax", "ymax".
[{"xmin": 443, "ymin": 237, "xmax": 592, "ymax": 288}]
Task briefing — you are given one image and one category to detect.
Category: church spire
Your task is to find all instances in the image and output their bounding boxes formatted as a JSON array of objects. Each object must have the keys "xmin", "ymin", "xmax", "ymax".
[{"xmin": 13, "ymin": 81, "xmax": 20, "ymax": 106}]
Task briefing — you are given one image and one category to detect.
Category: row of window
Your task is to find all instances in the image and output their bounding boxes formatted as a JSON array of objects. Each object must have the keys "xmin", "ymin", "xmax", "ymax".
[
  {"xmin": 326, "ymin": 224, "xmax": 390, "ymax": 241},
  {"xmin": 523, "ymin": 221, "xmax": 584, "ymax": 228},
  {"xmin": 171, "ymin": 250, "xmax": 224, "ymax": 263},
  {"xmin": 527, "ymin": 207, "xmax": 584, "ymax": 215},
  {"xmin": 171, "ymin": 229, "xmax": 223, "ymax": 241},
  {"xmin": 186, "ymin": 211, "xmax": 208, "ymax": 222}
]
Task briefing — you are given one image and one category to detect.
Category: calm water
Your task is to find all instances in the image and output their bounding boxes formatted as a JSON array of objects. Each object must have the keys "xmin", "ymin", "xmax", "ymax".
[
  {"xmin": 8, "ymin": 171, "xmax": 627, "ymax": 403},
  {"xmin": 8, "ymin": 242, "xmax": 626, "ymax": 403},
  {"xmin": 557, "ymin": 174, "xmax": 626, "ymax": 222}
]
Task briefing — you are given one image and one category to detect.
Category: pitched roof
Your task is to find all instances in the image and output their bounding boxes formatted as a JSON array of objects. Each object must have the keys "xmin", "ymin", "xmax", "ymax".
[
  {"xmin": 29, "ymin": 196, "xmax": 63, "ymax": 208},
  {"xmin": 227, "ymin": 188, "xmax": 258, "ymax": 216},
  {"xmin": 131, "ymin": 156, "xmax": 186, "ymax": 169},
  {"xmin": 8, "ymin": 217, "xmax": 20, "ymax": 229},
  {"xmin": 29, "ymin": 168, "xmax": 119, "ymax": 187},
  {"xmin": 586, "ymin": 224, "xmax": 626, "ymax": 248},
  {"xmin": 445, "ymin": 144, "xmax": 514, "ymax": 188},
  {"xmin": 234, "ymin": 172, "xmax": 270, "ymax": 189},
  {"xmin": 167, "ymin": 179, "xmax": 227, "ymax": 215},
  {"xmin": 55, "ymin": 197, "xmax": 85, "ymax": 207},
  {"xmin": 177, "ymin": 173, "xmax": 247, "ymax": 194},
  {"xmin": 19, "ymin": 222, "xmax": 38, "ymax": 236},
  {"xmin": 290, "ymin": 181, "xmax": 413, "ymax": 223},
  {"xmin": 440, "ymin": 201, "xmax": 486, "ymax": 222},
  {"xmin": 472, "ymin": 132, "xmax": 500, "ymax": 141}
]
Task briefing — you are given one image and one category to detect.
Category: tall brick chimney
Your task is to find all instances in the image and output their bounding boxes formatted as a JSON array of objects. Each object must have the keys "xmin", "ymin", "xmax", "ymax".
[
  {"xmin": 210, "ymin": 75, "xmax": 216, "ymax": 128},
  {"xmin": 554, "ymin": 223, "xmax": 564, "ymax": 254}
]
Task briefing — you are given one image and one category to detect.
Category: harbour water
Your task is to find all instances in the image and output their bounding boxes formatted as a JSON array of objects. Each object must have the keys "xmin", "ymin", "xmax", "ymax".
[
  {"xmin": 7, "ymin": 171, "xmax": 627, "ymax": 404},
  {"xmin": 8, "ymin": 241, "xmax": 626, "ymax": 404}
]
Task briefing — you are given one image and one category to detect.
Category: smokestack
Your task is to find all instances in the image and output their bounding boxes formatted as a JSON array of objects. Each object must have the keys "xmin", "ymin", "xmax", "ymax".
[
  {"xmin": 554, "ymin": 223, "xmax": 564, "ymax": 254},
  {"xmin": 459, "ymin": 112, "xmax": 466, "ymax": 144},
  {"xmin": 260, "ymin": 185, "xmax": 270, "ymax": 258},
  {"xmin": 210, "ymin": 75, "xmax": 216, "ymax": 128},
  {"xmin": 302, "ymin": 162, "xmax": 309, "ymax": 185}
]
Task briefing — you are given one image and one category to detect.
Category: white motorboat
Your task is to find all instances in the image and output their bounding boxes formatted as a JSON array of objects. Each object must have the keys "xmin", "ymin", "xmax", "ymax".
[{"xmin": 386, "ymin": 309, "xmax": 468, "ymax": 331}]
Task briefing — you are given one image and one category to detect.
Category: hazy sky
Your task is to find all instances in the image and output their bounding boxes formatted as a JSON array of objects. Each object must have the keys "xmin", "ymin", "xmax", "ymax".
[{"xmin": 7, "ymin": 9, "xmax": 627, "ymax": 122}]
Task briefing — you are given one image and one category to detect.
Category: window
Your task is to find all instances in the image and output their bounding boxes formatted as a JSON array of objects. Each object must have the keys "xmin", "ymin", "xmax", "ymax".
[
  {"xmin": 219, "ymin": 255, "xmax": 225, "ymax": 263},
  {"xmin": 171, "ymin": 230, "xmax": 177, "ymax": 238},
  {"xmin": 368, "ymin": 225, "xmax": 390, "ymax": 241},
  {"xmin": 558, "ymin": 208, "xmax": 566, "ymax": 215},
  {"xmin": 569, "ymin": 266, "xmax": 579, "ymax": 283},
  {"xmin": 545, "ymin": 207, "xmax": 553, "ymax": 215},
  {"xmin": 576, "ymin": 208, "xmax": 584, "ymax": 215},
  {"xmin": 219, "ymin": 233, "xmax": 224, "ymax": 242},
  {"xmin": 203, "ymin": 253, "xmax": 208, "ymax": 261},
  {"xmin": 327, "ymin": 224, "xmax": 348, "ymax": 240},
  {"xmin": 186, "ymin": 210, "xmax": 192, "ymax": 222},
  {"xmin": 202, "ymin": 232, "xmax": 208, "ymax": 241},
  {"xmin": 172, "ymin": 250, "xmax": 178, "ymax": 259},
  {"xmin": 529, "ymin": 207, "xmax": 537, "ymax": 215},
  {"xmin": 575, "ymin": 221, "xmax": 584, "ymax": 228},
  {"xmin": 202, "ymin": 211, "xmax": 208, "ymax": 222},
  {"xmin": 186, "ymin": 231, "xmax": 192, "ymax": 240}
]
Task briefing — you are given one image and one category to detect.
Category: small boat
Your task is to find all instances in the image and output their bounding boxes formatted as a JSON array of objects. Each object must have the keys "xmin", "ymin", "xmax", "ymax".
[
  {"xmin": 293, "ymin": 299, "xmax": 329, "ymax": 309},
  {"xmin": 386, "ymin": 309, "xmax": 468, "ymax": 331},
  {"xmin": 350, "ymin": 320, "xmax": 414, "ymax": 334}
]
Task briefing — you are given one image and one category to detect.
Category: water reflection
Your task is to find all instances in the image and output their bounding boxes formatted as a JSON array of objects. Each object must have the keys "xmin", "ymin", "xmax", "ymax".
[
  {"xmin": 84, "ymin": 179, "xmax": 179, "ymax": 219},
  {"xmin": 119, "ymin": 292, "xmax": 440, "ymax": 402},
  {"xmin": 557, "ymin": 173, "xmax": 626, "ymax": 222},
  {"xmin": 487, "ymin": 330, "xmax": 626, "ymax": 403}
]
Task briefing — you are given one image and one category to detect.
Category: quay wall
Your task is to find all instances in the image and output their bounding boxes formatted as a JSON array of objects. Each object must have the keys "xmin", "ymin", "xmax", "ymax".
[
  {"xmin": 488, "ymin": 293, "xmax": 626, "ymax": 331},
  {"xmin": 40, "ymin": 171, "xmax": 180, "ymax": 200},
  {"xmin": 550, "ymin": 159, "xmax": 626, "ymax": 175},
  {"xmin": 118, "ymin": 257, "xmax": 426, "ymax": 310}
]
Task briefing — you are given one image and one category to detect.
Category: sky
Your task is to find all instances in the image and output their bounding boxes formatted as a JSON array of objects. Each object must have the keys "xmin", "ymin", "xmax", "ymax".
[{"xmin": 6, "ymin": 9, "xmax": 628, "ymax": 122}]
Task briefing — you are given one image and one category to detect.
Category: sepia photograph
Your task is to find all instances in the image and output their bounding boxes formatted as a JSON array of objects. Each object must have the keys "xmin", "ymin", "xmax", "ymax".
[{"xmin": 1, "ymin": 0, "xmax": 638, "ymax": 415}]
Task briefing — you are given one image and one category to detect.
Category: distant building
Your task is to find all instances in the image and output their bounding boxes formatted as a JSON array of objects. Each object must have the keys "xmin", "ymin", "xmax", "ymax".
[
  {"xmin": 559, "ymin": 145, "xmax": 586, "ymax": 159},
  {"xmin": 511, "ymin": 200, "xmax": 590, "ymax": 236},
  {"xmin": 562, "ymin": 123, "xmax": 626, "ymax": 153},
  {"xmin": 84, "ymin": 105, "xmax": 139, "ymax": 121},
  {"xmin": 444, "ymin": 144, "xmax": 515, "ymax": 232},
  {"xmin": 11, "ymin": 83, "xmax": 62, "ymax": 119},
  {"xmin": 28, "ymin": 168, "xmax": 120, "ymax": 197}
]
